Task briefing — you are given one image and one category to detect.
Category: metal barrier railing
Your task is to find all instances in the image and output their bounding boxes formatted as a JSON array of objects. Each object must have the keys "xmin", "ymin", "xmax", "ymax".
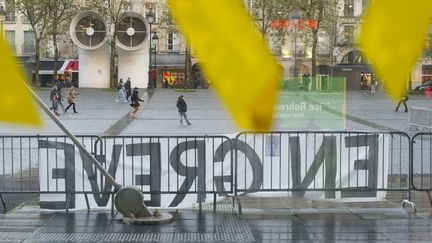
[
  {"xmin": 412, "ymin": 133, "xmax": 432, "ymax": 191},
  {"xmin": 0, "ymin": 135, "xmax": 100, "ymax": 194},
  {"xmin": 4, "ymin": 131, "xmax": 432, "ymax": 214},
  {"xmin": 0, "ymin": 135, "xmax": 233, "ymax": 212},
  {"xmin": 234, "ymin": 131, "xmax": 412, "ymax": 213}
]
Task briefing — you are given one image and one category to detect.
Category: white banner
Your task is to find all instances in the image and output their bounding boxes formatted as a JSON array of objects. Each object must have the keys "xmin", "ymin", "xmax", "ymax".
[{"xmin": 39, "ymin": 133, "xmax": 389, "ymax": 209}]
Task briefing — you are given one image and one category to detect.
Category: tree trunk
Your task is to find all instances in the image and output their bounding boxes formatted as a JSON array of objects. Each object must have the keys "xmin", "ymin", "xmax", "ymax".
[
  {"xmin": 110, "ymin": 30, "xmax": 117, "ymax": 88},
  {"xmin": 311, "ymin": 29, "xmax": 318, "ymax": 77},
  {"xmin": 185, "ymin": 44, "xmax": 192, "ymax": 88},
  {"xmin": 53, "ymin": 25, "xmax": 59, "ymax": 82},
  {"xmin": 34, "ymin": 38, "xmax": 41, "ymax": 87}
]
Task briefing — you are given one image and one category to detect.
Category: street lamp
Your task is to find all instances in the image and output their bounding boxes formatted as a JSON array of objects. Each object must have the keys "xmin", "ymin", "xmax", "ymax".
[
  {"xmin": 146, "ymin": 11, "xmax": 155, "ymax": 89},
  {"xmin": 151, "ymin": 32, "xmax": 159, "ymax": 88},
  {"xmin": 0, "ymin": 5, "xmax": 6, "ymax": 38}
]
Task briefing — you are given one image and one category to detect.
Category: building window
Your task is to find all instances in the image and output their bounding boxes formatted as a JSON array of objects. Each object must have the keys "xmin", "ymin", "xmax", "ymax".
[
  {"xmin": 344, "ymin": 0, "xmax": 354, "ymax": 17},
  {"xmin": 247, "ymin": 0, "xmax": 256, "ymax": 10},
  {"xmin": 343, "ymin": 25, "xmax": 355, "ymax": 45},
  {"xmin": 422, "ymin": 65, "xmax": 432, "ymax": 83},
  {"xmin": 167, "ymin": 32, "xmax": 179, "ymax": 52},
  {"xmin": 144, "ymin": 2, "xmax": 158, "ymax": 23},
  {"xmin": 4, "ymin": 0, "xmax": 16, "ymax": 21},
  {"xmin": 23, "ymin": 31, "xmax": 36, "ymax": 54},
  {"xmin": 5, "ymin": 30, "xmax": 15, "ymax": 51}
]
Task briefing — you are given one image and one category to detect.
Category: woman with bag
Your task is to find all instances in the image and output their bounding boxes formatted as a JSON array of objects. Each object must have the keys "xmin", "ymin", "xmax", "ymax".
[{"xmin": 65, "ymin": 85, "xmax": 78, "ymax": 113}]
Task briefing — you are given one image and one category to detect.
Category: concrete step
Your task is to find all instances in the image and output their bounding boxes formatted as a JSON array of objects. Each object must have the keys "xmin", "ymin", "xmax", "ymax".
[{"xmin": 0, "ymin": 219, "xmax": 45, "ymax": 227}]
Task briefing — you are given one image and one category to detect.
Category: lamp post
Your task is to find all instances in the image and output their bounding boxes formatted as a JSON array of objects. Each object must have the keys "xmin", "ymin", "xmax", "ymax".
[
  {"xmin": 146, "ymin": 11, "xmax": 155, "ymax": 89},
  {"xmin": 151, "ymin": 32, "xmax": 159, "ymax": 88}
]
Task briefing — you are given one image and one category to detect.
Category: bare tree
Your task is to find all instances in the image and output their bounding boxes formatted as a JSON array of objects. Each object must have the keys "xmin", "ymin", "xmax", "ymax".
[
  {"xmin": 250, "ymin": 0, "xmax": 294, "ymax": 53},
  {"xmin": 46, "ymin": 0, "xmax": 78, "ymax": 81},
  {"xmin": 106, "ymin": 0, "xmax": 131, "ymax": 88},
  {"xmin": 296, "ymin": 0, "xmax": 326, "ymax": 77},
  {"xmin": 15, "ymin": 0, "xmax": 50, "ymax": 87},
  {"xmin": 317, "ymin": 0, "xmax": 339, "ymax": 66}
]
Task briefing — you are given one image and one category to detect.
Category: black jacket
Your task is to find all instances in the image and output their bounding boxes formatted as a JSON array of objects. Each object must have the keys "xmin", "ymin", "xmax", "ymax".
[
  {"xmin": 124, "ymin": 80, "xmax": 131, "ymax": 91},
  {"xmin": 177, "ymin": 98, "xmax": 187, "ymax": 112},
  {"xmin": 131, "ymin": 91, "xmax": 143, "ymax": 107}
]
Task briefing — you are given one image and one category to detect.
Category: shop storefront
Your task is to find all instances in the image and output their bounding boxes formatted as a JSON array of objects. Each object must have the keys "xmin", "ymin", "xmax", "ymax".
[
  {"xmin": 38, "ymin": 59, "xmax": 79, "ymax": 87},
  {"xmin": 153, "ymin": 54, "xmax": 208, "ymax": 89}
]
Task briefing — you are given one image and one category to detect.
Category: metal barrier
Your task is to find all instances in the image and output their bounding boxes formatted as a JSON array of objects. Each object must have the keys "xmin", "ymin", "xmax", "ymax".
[
  {"xmin": 412, "ymin": 133, "xmax": 432, "ymax": 191},
  {"xmin": 0, "ymin": 135, "xmax": 233, "ymax": 213},
  {"xmin": 234, "ymin": 131, "xmax": 412, "ymax": 213},
  {"xmin": 0, "ymin": 135, "xmax": 102, "ymax": 212},
  {"xmin": 3, "ymin": 132, "xmax": 431, "ymax": 215}
]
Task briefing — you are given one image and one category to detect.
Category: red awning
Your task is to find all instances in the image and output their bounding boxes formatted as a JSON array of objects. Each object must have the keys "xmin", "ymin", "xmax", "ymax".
[{"xmin": 64, "ymin": 60, "xmax": 79, "ymax": 75}]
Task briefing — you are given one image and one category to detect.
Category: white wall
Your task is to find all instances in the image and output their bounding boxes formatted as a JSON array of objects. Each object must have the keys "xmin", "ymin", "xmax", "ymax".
[
  {"xmin": 118, "ymin": 47, "xmax": 150, "ymax": 88},
  {"xmin": 78, "ymin": 46, "xmax": 110, "ymax": 88}
]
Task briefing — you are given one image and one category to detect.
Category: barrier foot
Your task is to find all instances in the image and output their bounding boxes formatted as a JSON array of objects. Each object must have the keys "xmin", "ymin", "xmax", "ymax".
[
  {"xmin": 213, "ymin": 193, "xmax": 216, "ymax": 213},
  {"xmin": 0, "ymin": 194, "xmax": 6, "ymax": 212},
  {"xmin": 426, "ymin": 191, "xmax": 432, "ymax": 208},
  {"xmin": 401, "ymin": 199, "xmax": 417, "ymax": 213},
  {"xmin": 115, "ymin": 187, "xmax": 174, "ymax": 225},
  {"xmin": 84, "ymin": 193, "xmax": 90, "ymax": 211},
  {"xmin": 65, "ymin": 193, "xmax": 71, "ymax": 214},
  {"xmin": 235, "ymin": 196, "xmax": 242, "ymax": 215}
]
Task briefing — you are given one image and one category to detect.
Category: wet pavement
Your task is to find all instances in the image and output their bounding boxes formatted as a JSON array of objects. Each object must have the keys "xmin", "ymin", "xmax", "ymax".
[{"xmin": 1, "ymin": 203, "xmax": 432, "ymax": 242}]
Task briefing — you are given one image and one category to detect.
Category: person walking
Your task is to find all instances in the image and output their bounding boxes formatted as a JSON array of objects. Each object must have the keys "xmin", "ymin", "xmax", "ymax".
[
  {"xmin": 395, "ymin": 95, "xmax": 409, "ymax": 112},
  {"xmin": 49, "ymin": 85, "xmax": 60, "ymax": 116},
  {"xmin": 56, "ymin": 84, "xmax": 66, "ymax": 113},
  {"xmin": 130, "ymin": 87, "xmax": 144, "ymax": 118},
  {"xmin": 124, "ymin": 77, "xmax": 132, "ymax": 102},
  {"xmin": 65, "ymin": 85, "xmax": 78, "ymax": 113},
  {"xmin": 371, "ymin": 76, "xmax": 377, "ymax": 94},
  {"xmin": 176, "ymin": 95, "xmax": 191, "ymax": 125},
  {"xmin": 115, "ymin": 78, "xmax": 127, "ymax": 102}
]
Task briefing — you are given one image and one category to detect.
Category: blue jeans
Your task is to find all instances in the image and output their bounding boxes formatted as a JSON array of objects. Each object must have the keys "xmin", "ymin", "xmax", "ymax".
[
  {"xmin": 116, "ymin": 89, "xmax": 127, "ymax": 102},
  {"xmin": 179, "ymin": 111, "xmax": 191, "ymax": 125},
  {"xmin": 50, "ymin": 100, "xmax": 58, "ymax": 112}
]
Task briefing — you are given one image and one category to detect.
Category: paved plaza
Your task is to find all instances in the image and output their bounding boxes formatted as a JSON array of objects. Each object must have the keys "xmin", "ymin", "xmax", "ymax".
[
  {"xmin": 0, "ymin": 88, "xmax": 432, "ymax": 242},
  {"xmin": 0, "ymin": 88, "xmax": 428, "ymax": 135}
]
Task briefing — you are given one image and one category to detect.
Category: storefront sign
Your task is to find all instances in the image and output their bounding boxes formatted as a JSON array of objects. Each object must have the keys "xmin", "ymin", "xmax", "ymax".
[{"xmin": 272, "ymin": 19, "xmax": 318, "ymax": 29}]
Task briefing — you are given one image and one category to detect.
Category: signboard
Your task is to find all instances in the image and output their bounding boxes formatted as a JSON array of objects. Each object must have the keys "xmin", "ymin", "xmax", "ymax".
[
  {"xmin": 278, "ymin": 77, "xmax": 346, "ymax": 129},
  {"xmin": 272, "ymin": 19, "xmax": 319, "ymax": 29}
]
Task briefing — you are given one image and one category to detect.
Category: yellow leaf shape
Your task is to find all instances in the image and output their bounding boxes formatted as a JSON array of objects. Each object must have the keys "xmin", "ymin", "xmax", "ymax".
[
  {"xmin": 0, "ymin": 35, "xmax": 41, "ymax": 126},
  {"xmin": 359, "ymin": 0, "xmax": 432, "ymax": 100},
  {"xmin": 167, "ymin": 0, "xmax": 281, "ymax": 131}
]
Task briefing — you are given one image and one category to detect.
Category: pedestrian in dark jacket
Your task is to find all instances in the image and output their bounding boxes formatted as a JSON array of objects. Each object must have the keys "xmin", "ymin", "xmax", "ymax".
[
  {"xmin": 130, "ymin": 87, "xmax": 144, "ymax": 118},
  {"xmin": 124, "ymin": 77, "xmax": 132, "ymax": 101},
  {"xmin": 395, "ymin": 95, "xmax": 409, "ymax": 112},
  {"xmin": 56, "ymin": 85, "xmax": 66, "ymax": 113},
  {"xmin": 176, "ymin": 95, "xmax": 191, "ymax": 125}
]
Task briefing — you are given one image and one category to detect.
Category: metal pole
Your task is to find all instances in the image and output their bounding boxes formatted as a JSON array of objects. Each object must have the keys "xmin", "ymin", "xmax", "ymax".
[
  {"xmin": 154, "ymin": 44, "xmax": 157, "ymax": 88},
  {"xmin": 294, "ymin": 24, "xmax": 298, "ymax": 77},
  {"xmin": 25, "ymin": 83, "xmax": 122, "ymax": 190},
  {"xmin": 148, "ymin": 23, "xmax": 152, "ymax": 89}
]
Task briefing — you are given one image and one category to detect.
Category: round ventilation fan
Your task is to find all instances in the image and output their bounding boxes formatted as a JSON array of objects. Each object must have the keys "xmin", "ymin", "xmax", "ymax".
[
  {"xmin": 70, "ymin": 11, "xmax": 108, "ymax": 50},
  {"xmin": 116, "ymin": 12, "xmax": 148, "ymax": 50}
]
